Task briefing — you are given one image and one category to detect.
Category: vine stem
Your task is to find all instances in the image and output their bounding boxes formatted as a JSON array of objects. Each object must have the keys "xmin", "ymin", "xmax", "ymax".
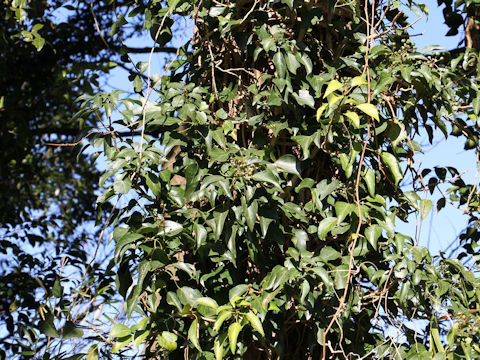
[{"xmin": 321, "ymin": 1, "xmax": 374, "ymax": 357}]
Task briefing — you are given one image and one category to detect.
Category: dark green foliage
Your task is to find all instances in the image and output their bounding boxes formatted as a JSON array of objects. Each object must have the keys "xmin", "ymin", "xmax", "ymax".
[{"xmin": 5, "ymin": 0, "xmax": 480, "ymax": 359}]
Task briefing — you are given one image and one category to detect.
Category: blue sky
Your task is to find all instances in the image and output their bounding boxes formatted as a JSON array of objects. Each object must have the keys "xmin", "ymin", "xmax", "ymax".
[{"xmin": 395, "ymin": 5, "xmax": 478, "ymax": 255}]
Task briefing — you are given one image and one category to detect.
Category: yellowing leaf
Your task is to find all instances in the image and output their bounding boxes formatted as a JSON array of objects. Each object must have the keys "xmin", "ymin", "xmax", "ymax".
[
  {"xmin": 344, "ymin": 111, "xmax": 360, "ymax": 128},
  {"xmin": 316, "ymin": 104, "xmax": 327, "ymax": 121},
  {"xmin": 214, "ymin": 311, "xmax": 232, "ymax": 332},
  {"xmin": 214, "ymin": 338, "xmax": 224, "ymax": 360},
  {"xmin": 328, "ymin": 94, "xmax": 343, "ymax": 107},
  {"xmin": 356, "ymin": 103, "xmax": 379, "ymax": 121},
  {"xmin": 323, "ymin": 79, "xmax": 343, "ymax": 98},
  {"xmin": 228, "ymin": 322, "xmax": 242, "ymax": 354},
  {"xmin": 245, "ymin": 311, "xmax": 265, "ymax": 337},
  {"xmin": 351, "ymin": 76, "xmax": 366, "ymax": 87}
]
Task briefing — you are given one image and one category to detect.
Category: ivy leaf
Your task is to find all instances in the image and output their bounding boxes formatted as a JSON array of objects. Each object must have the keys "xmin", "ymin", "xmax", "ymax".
[
  {"xmin": 473, "ymin": 95, "xmax": 480, "ymax": 116},
  {"xmin": 246, "ymin": 200, "xmax": 258, "ymax": 231},
  {"xmin": 323, "ymin": 79, "xmax": 343, "ymax": 98},
  {"xmin": 300, "ymin": 279, "xmax": 310, "ymax": 304},
  {"xmin": 286, "ymin": 52, "xmax": 300, "ymax": 74},
  {"xmin": 274, "ymin": 154, "xmax": 302, "ymax": 177},
  {"xmin": 365, "ymin": 225, "xmax": 382, "ymax": 249},
  {"xmin": 334, "ymin": 202, "xmax": 355, "ymax": 225},
  {"xmin": 229, "ymin": 284, "xmax": 249, "ymax": 304},
  {"xmin": 252, "ymin": 169, "xmax": 282, "ymax": 191},
  {"xmin": 214, "ymin": 335, "xmax": 226, "ymax": 360},
  {"xmin": 293, "ymin": 90, "xmax": 315, "ymax": 108},
  {"xmin": 214, "ymin": 311, "xmax": 233, "ymax": 332},
  {"xmin": 158, "ymin": 220, "xmax": 183, "ymax": 237},
  {"xmin": 356, "ymin": 103, "xmax": 379, "ymax": 121},
  {"xmin": 316, "ymin": 104, "xmax": 327, "ymax": 121},
  {"xmin": 319, "ymin": 246, "xmax": 341, "ymax": 262},
  {"xmin": 273, "ymin": 52, "xmax": 286, "ymax": 78},
  {"xmin": 317, "ymin": 217, "xmax": 337, "ymax": 240}
]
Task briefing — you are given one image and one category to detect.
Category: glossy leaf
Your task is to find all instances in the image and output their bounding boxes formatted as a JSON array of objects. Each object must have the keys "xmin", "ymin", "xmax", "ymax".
[{"xmin": 228, "ymin": 322, "xmax": 242, "ymax": 354}]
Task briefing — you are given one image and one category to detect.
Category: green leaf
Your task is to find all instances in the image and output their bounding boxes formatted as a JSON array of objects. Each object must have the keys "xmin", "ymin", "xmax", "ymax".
[
  {"xmin": 323, "ymin": 79, "xmax": 343, "ymax": 98},
  {"xmin": 356, "ymin": 103, "xmax": 379, "ymax": 121},
  {"xmin": 300, "ymin": 279, "xmax": 310, "ymax": 304},
  {"xmin": 158, "ymin": 220, "xmax": 183, "ymax": 237},
  {"xmin": 274, "ymin": 154, "xmax": 302, "ymax": 177},
  {"xmin": 213, "ymin": 209, "xmax": 228, "ymax": 240},
  {"xmin": 228, "ymin": 322, "xmax": 242, "ymax": 354},
  {"xmin": 52, "ymin": 277, "xmax": 63, "ymax": 298},
  {"xmin": 245, "ymin": 311, "xmax": 265, "ymax": 337},
  {"xmin": 229, "ymin": 284, "xmax": 249, "ymax": 304},
  {"xmin": 334, "ymin": 202, "xmax": 355, "ymax": 225},
  {"xmin": 214, "ymin": 335, "xmax": 225, "ymax": 360},
  {"xmin": 86, "ymin": 344, "xmax": 98, "ymax": 360},
  {"xmin": 365, "ymin": 225, "xmax": 382, "ymax": 249},
  {"xmin": 300, "ymin": 54, "xmax": 313, "ymax": 74},
  {"xmin": 316, "ymin": 104, "xmax": 327, "ymax": 121},
  {"xmin": 345, "ymin": 111, "xmax": 360, "ymax": 128},
  {"xmin": 194, "ymin": 223, "xmax": 207, "ymax": 248},
  {"xmin": 317, "ymin": 217, "xmax": 337, "ymax": 240},
  {"xmin": 177, "ymin": 286, "xmax": 203, "ymax": 306},
  {"xmin": 473, "ymin": 95, "xmax": 480, "ymax": 116},
  {"xmin": 293, "ymin": 90, "xmax": 315, "ymax": 108},
  {"xmin": 246, "ymin": 201, "xmax": 258, "ymax": 231},
  {"xmin": 110, "ymin": 324, "xmax": 131, "ymax": 338},
  {"xmin": 363, "ymin": 168, "xmax": 375, "ymax": 197},
  {"xmin": 286, "ymin": 52, "xmax": 300, "ymax": 74},
  {"xmin": 261, "ymin": 265, "xmax": 290, "ymax": 291},
  {"xmin": 351, "ymin": 76, "xmax": 366, "ymax": 87},
  {"xmin": 112, "ymin": 336, "xmax": 132, "ymax": 353},
  {"xmin": 214, "ymin": 310, "xmax": 233, "ymax": 332},
  {"xmin": 114, "ymin": 177, "xmax": 132, "ymax": 194},
  {"xmin": 319, "ymin": 246, "xmax": 341, "ymax": 262},
  {"xmin": 115, "ymin": 232, "xmax": 143, "ymax": 263},
  {"xmin": 39, "ymin": 313, "xmax": 59, "ymax": 338},
  {"xmin": 196, "ymin": 297, "xmax": 219, "ymax": 310},
  {"xmin": 380, "ymin": 152, "xmax": 403, "ymax": 186},
  {"xmin": 252, "ymin": 169, "xmax": 282, "ymax": 190},
  {"xmin": 188, "ymin": 318, "xmax": 202, "ymax": 351},
  {"xmin": 420, "ymin": 199, "xmax": 433, "ymax": 220},
  {"xmin": 273, "ymin": 52, "xmax": 286, "ymax": 78},
  {"xmin": 145, "ymin": 172, "xmax": 161, "ymax": 196},
  {"xmin": 262, "ymin": 37, "xmax": 276, "ymax": 52},
  {"xmin": 158, "ymin": 331, "xmax": 178, "ymax": 351},
  {"xmin": 62, "ymin": 321, "xmax": 84, "ymax": 340}
]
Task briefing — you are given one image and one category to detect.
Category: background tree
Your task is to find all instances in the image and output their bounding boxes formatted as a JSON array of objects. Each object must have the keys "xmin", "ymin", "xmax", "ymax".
[
  {"xmin": 0, "ymin": 1, "xmax": 177, "ymax": 357},
  {"xmin": 5, "ymin": 0, "xmax": 480, "ymax": 359}
]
